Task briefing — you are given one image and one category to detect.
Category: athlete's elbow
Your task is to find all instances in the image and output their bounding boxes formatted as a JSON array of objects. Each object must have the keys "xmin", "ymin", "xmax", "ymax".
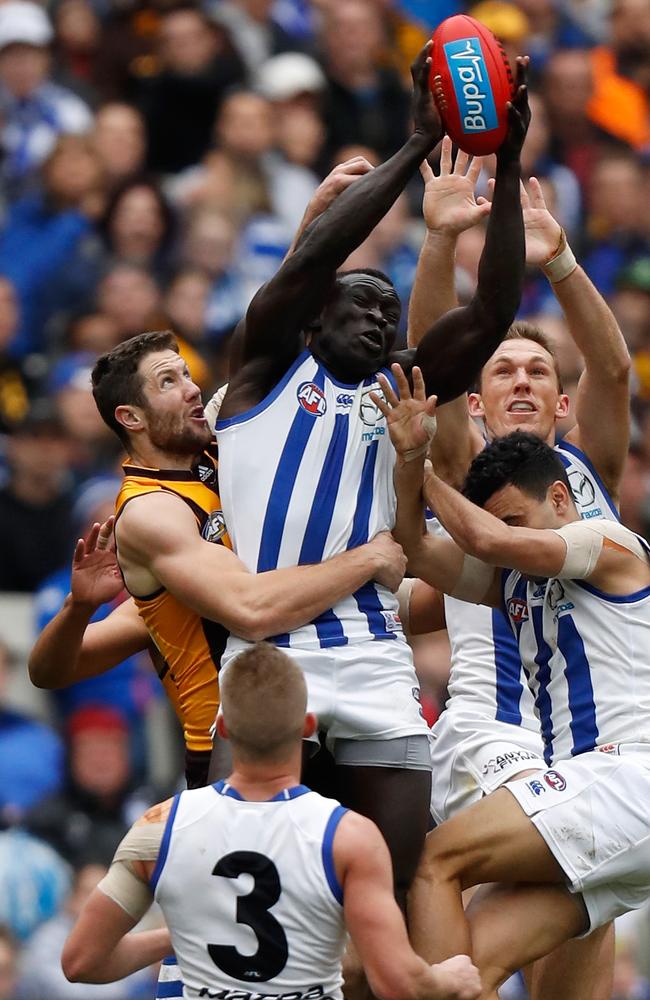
[
  {"xmin": 366, "ymin": 968, "xmax": 420, "ymax": 1000},
  {"xmin": 62, "ymin": 943, "xmax": 96, "ymax": 983}
]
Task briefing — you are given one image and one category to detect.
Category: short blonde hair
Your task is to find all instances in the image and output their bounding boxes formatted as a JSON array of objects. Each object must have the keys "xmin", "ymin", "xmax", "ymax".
[{"xmin": 220, "ymin": 643, "xmax": 308, "ymax": 763}]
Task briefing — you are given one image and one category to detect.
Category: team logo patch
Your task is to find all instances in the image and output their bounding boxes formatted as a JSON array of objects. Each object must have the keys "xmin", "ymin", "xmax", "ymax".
[
  {"xmin": 196, "ymin": 462, "xmax": 216, "ymax": 486},
  {"xmin": 548, "ymin": 579, "xmax": 575, "ymax": 617},
  {"xmin": 297, "ymin": 382, "xmax": 327, "ymax": 416},
  {"xmin": 202, "ymin": 509, "xmax": 227, "ymax": 544},
  {"xmin": 359, "ymin": 386, "xmax": 386, "ymax": 443},
  {"xmin": 336, "ymin": 393, "xmax": 354, "ymax": 408},
  {"xmin": 597, "ymin": 743, "xmax": 619, "ymax": 755},
  {"xmin": 507, "ymin": 597, "xmax": 529, "ymax": 624},
  {"xmin": 526, "ymin": 778, "xmax": 545, "ymax": 797},
  {"xmin": 543, "ymin": 770, "xmax": 566, "ymax": 792},
  {"xmin": 380, "ymin": 609, "xmax": 402, "ymax": 632},
  {"xmin": 444, "ymin": 37, "xmax": 498, "ymax": 134}
]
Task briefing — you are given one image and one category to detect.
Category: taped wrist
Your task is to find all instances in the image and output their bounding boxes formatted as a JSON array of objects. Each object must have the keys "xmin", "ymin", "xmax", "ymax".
[
  {"xmin": 542, "ymin": 228, "xmax": 577, "ymax": 284},
  {"xmin": 397, "ymin": 578, "xmax": 416, "ymax": 635},
  {"xmin": 403, "ymin": 413, "xmax": 438, "ymax": 462}
]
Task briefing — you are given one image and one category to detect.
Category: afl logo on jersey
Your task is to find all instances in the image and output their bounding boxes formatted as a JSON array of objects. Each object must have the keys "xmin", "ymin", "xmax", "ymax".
[
  {"xmin": 507, "ymin": 597, "xmax": 529, "ymax": 624},
  {"xmin": 297, "ymin": 382, "xmax": 327, "ymax": 416},
  {"xmin": 202, "ymin": 509, "xmax": 226, "ymax": 544}
]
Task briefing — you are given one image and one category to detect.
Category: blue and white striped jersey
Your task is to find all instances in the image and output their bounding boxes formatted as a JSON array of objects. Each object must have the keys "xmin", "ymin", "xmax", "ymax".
[
  {"xmin": 153, "ymin": 783, "xmax": 348, "ymax": 999},
  {"xmin": 216, "ymin": 350, "xmax": 405, "ymax": 651},
  {"xmin": 503, "ymin": 524, "xmax": 650, "ymax": 764},
  {"xmin": 440, "ymin": 440, "xmax": 620, "ymax": 729}
]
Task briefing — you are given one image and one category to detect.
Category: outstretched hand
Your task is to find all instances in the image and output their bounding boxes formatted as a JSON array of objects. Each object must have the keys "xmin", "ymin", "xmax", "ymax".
[
  {"xmin": 71, "ymin": 517, "xmax": 124, "ymax": 610},
  {"xmin": 498, "ymin": 56, "xmax": 531, "ymax": 163},
  {"xmin": 484, "ymin": 174, "xmax": 563, "ymax": 265},
  {"xmin": 371, "ymin": 364, "xmax": 438, "ymax": 458},
  {"xmin": 411, "ymin": 40, "xmax": 444, "ymax": 148},
  {"xmin": 310, "ymin": 156, "xmax": 375, "ymax": 217},
  {"xmin": 421, "ymin": 135, "xmax": 490, "ymax": 235}
]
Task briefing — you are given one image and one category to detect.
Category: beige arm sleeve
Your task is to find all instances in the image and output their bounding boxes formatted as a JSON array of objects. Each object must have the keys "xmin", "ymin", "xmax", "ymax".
[
  {"xmin": 96, "ymin": 821, "xmax": 165, "ymax": 920},
  {"xmin": 552, "ymin": 519, "xmax": 647, "ymax": 579},
  {"xmin": 449, "ymin": 554, "xmax": 497, "ymax": 604}
]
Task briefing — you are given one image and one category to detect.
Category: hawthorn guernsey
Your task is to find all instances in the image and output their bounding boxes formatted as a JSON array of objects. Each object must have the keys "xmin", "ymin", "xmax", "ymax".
[{"xmin": 430, "ymin": 14, "xmax": 514, "ymax": 155}]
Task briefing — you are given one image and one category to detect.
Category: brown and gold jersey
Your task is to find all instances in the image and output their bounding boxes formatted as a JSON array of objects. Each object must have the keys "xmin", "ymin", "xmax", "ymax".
[{"xmin": 115, "ymin": 443, "xmax": 231, "ymax": 786}]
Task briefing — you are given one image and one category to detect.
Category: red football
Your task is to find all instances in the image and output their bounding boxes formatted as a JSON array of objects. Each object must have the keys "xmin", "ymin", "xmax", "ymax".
[{"xmin": 430, "ymin": 14, "xmax": 515, "ymax": 156}]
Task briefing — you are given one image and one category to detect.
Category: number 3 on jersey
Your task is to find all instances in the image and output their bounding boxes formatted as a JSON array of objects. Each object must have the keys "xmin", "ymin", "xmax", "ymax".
[{"xmin": 208, "ymin": 851, "xmax": 289, "ymax": 982}]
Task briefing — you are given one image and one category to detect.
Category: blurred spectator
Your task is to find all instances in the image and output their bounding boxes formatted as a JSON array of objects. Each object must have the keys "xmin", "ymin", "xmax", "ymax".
[
  {"xmin": 95, "ymin": 263, "xmax": 165, "ymax": 341},
  {"xmin": 170, "ymin": 87, "xmax": 318, "ymax": 232},
  {"xmin": 0, "ymin": 639, "xmax": 65, "ymax": 826},
  {"xmin": 543, "ymin": 47, "xmax": 621, "ymax": 189},
  {"xmin": 181, "ymin": 208, "xmax": 246, "ymax": 344},
  {"xmin": 0, "ymin": 135, "xmax": 105, "ymax": 356},
  {"xmin": 0, "ymin": 2, "xmax": 93, "ymax": 202},
  {"xmin": 164, "ymin": 268, "xmax": 210, "ymax": 346},
  {"xmin": 0, "ymin": 405, "xmax": 74, "ymax": 592},
  {"xmin": 521, "ymin": 92, "xmax": 582, "ymax": 239},
  {"xmin": 612, "ymin": 935, "xmax": 650, "ymax": 1000},
  {"xmin": 0, "ymin": 828, "xmax": 69, "ymax": 940},
  {"xmin": 47, "ymin": 353, "xmax": 119, "ymax": 480},
  {"xmin": 583, "ymin": 151, "xmax": 650, "ymax": 294},
  {"xmin": 99, "ymin": 176, "xmax": 177, "ymax": 283},
  {"xmin": 0, "ymin": 926, "xmax": 18, "ymax": 1000},
  {"xmin": 213, "ymin": 0, "xmax": 308, "ymax": 78},
  {"xmin": 91, "ymin": 103, "xmax": 147, "ymax": 191},
  {"xmin": 17, "ymin": 861, "xmax": 157, "ymax": 998},
  {"xmin": 25, "ymin": 704, "xmax": 156, "ymax": 866},
  {"xmin": 51, "ymin": 0, "xmax": 103, "ymax": 107},
  {"xmin": 587, "ymin": 0, "xmax": 650, "ymax": 150},
  {"xmin": 257, "ymin": 51, "xmax": 327, "ymax": 171},
  {"xmin": 0, "ymin": 278, "xmax": 32, "ymax": 433},
  {"xmin": 64, "ymin": 312, "xmax": 121, "ymax": 356},
  {"xmin": 319, "ymin": 0, "xmax": 410, "ymax": 163},
  {"xmin": 130, "ymin": 5, "xmax": 245, "ymax": 175},
  {"xmin": 616, "ymin": 258, "xmax": 650, "ymax": 398}
]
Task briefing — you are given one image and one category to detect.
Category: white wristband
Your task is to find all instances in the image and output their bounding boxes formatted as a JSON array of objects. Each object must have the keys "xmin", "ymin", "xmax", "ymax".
[{"xmin": 542, "ymin": 229, "xmax": 577, "ymax": 284}]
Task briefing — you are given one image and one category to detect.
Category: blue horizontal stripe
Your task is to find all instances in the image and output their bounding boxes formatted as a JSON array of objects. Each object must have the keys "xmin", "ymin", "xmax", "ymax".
[{"xmin": 156, "ymin": 981, "xmax": 184, "ymax": 998}]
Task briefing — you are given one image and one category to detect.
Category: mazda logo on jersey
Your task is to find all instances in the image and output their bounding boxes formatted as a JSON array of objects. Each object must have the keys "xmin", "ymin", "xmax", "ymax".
[
  {"xmin": 297, "ymin": 382, "xmax": 326, "ymax": 416},
  {"xmin": 202, "ymin": 510, "xmax": 226, "ymax": 544},
  {"xmin": 568, "ymin": 469, "xmax": 596, "ymax": 509},
  {"xmin": 360, "ymin": 386, "xmax": 384, "ymax": 426},
  {"xmin": 507, "ymin": 597, "xmax": 528, "ymax": 624}
]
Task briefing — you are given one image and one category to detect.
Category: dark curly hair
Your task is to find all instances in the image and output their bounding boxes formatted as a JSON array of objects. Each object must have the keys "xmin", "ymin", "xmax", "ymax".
[{"xmin": 462, "ymin": 431, "xmax": 571, "ymax": 508}]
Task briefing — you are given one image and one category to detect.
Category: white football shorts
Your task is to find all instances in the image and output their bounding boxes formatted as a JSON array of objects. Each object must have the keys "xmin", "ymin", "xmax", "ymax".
[
  {"xmin": 507, "ymin": 746, "xmax": 650, "ymax": 932},
  {"xmin": 429, "ymin": 708, "xmax": 546, "ymax": 824},
  {"xmin": 221, "ymin": 637, "xmax": 429, "ymax": 744}
]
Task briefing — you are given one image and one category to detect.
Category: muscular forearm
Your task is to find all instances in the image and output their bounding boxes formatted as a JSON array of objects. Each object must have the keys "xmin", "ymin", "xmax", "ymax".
[
  {"xmin": 408, "ymin": 231, "xmax": 457, "ymax": 348},
  {"xmin": 299, "ymin": 133, "xmax": 437, "ymax": 272},
  {"xmin": 415, "ymin": 156, "xmax": 524, "ymax": 402},
  {"xmin": 393, "ymin": 455, "xmax": 427, "ymax": 556},
  {"xmin": 29, "ymin": 596, "xmax": 96, "ymax": 689},
  {"xmin": 552, "ymin": 265, "xmax": 629, "ymax": 379},
  {"xmin": 229, "ymin": 544, "xmax": 383, "ymax": 641},
  {"xmin": 66, "ymin": 929, "xmax": 170, "ymax": 983}
]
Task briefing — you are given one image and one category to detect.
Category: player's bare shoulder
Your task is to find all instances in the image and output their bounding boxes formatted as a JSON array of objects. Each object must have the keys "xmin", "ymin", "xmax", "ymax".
[{"xmin": 135, "ymin": 797, "xmax": 176, "ymax": 827}]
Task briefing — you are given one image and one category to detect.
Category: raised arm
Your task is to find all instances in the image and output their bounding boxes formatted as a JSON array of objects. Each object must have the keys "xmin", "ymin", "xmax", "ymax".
[
  {"xmin": 116, "ymin": 494, "xmax": 406, "ymax": 642},
  {"xmin": 407, "ymin": 136, "xmax": 489, "ymax": 484},
  {"xmin": 520, "ymin": 179, "xmax": 631, "ymax": 500},
  {"xmin": 412, "ymin": 59, "xmax": 530, "ymax": 404},
  {"xmin": 337, "ymin": 812, "xmax": 481, "ymax": 1000},
  {"xmin": 29, "ymin": 520, "xmax": 150, "ymax": 690},
  {"xmin": 237, "ymin": 43, "xmax": 443, "ymax": 375}
]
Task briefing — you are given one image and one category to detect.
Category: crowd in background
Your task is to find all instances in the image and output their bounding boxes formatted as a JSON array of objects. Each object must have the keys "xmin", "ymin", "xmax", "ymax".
[{"xmin": 0, "ymin": 0, "xmax": 647, "ymax": 995}]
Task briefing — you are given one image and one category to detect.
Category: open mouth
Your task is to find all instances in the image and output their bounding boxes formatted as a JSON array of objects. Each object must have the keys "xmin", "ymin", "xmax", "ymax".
[
  {"xmin": 359, "ymin": 330, "xmax": 384, "ymax": 354},
  {"xmin": 508, "ymin": 401, "xmax": 536, "ymax": 414},
  {"xmin": 190, "ymin": 405, "xmax": 206, "ymax": 422}
]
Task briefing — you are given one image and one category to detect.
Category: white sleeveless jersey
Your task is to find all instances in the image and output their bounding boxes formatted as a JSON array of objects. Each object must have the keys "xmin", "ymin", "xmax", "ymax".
[
  {"xmin": 503, "ymin": 524, "xmax": 650, "ymax": 764},
  {"xmin": 439, "ymin": 440, "xmax": 620, "ymax": 729},
  {"xmin": 153, "ymin": 782, "xmax": 348, "ymax": 1000},
  {"xmin": 216, "ymin": 350, "xmax": 405, "ymax": 653}
]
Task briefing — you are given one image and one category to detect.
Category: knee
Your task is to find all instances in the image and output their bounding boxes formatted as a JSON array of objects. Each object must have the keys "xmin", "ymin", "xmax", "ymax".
[{"xmin": 415, "ymin": 827, "xmax": 466, "ymax": 888}]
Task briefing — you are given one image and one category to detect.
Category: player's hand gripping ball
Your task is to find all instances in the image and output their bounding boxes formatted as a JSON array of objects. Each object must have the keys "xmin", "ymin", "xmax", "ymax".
[{"xmin": 430, "ymin": 14, "xmax": 514, "ymax": 155}]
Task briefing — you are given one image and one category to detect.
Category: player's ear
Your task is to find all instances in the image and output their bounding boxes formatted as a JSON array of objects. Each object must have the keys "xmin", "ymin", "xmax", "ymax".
[
  {"xmin": 468, "ymin": 392, "xmax": 484, "ymax": 418},
  {"xmin": 303, "ymin": 712, "xmax": 318, "ymax": 739},
  {"xmin": 216, "ymin": 710, "xmax": 229, "ymax": 741},
  {"xmin": 555, "ymin": 393, "xmax": 570, "ymax": 420},
  {"xmin": 550, "ymin": 479, "xmax": 572, "ymax": 514},
  {"xmin": 115, "ymin": 404, "xmax": 144, "ymax": 433}
]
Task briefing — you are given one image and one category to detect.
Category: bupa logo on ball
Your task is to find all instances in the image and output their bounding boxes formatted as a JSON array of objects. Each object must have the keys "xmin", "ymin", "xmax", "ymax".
[
  {"xmin": 444, "ymin": 37, "xmax": 498, "ymax": 134},
  {"xmin": 297, "ymin": 381, "xmax": 327, "ymax": 416}
]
